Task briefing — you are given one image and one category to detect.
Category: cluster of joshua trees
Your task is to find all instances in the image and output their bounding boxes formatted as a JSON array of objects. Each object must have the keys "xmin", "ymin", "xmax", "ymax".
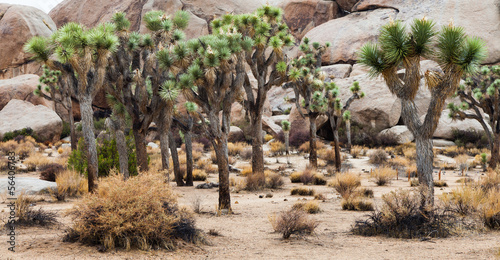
[{"xmin": 25, "ymin": 6, "xmax": 487, "ymax": 210}]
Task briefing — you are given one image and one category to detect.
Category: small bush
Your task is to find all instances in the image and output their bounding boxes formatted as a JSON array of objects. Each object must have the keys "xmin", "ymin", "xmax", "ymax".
[
  {"xmin": 293, "ymin": 200, "xmax": 320, "ymax": 214},
  {"xmin": 245, "ymin": 173, "xmax": 266, "ymax": 191},
  {"xmin": 240, "ymin": 147, "xmax": 252, "ymax": 160},
  {"xmin": 240, "ymin": 166, "xmax": 252, "ymax": 176},
  {"xmin": 357, "ymin": 187, "xmax": 374, "ymax": 198},
  {"xmin": 371, "ymin": 167, "xmax": 396, "ymax": 186},
  {"xmin": 433, "ymin": 180, "xmax": 448, "ymax": 187},
  {"xmin": 39, "ymin": 163, "xmax": 65, "ymax": 182},
  {"xmin": 481, "ymin": 170, "xmax": 500, "ymax": 191},
  {"xmin": 24, "ymin": 153, "xmax": 51, "ymax": 171},
  {"xmin": 402, "ymin": 147, "xmax": 416, "ymax": 161},
  {"xmin": 341, "ymin": 197, "xmax": 374, "ymax": 211},
  {"xmin": 205, "ymin": 164, "xmax": 218, "ymax": 174},
  {"xmin": 12, "ymin": 192, "xmax": 57, "ymax": 227},
  {"xmin": 454, "ymin": 154, "xmax": 469, "ymax": 172},
  {"xmin": 318, "ymin": 148, "xmax": 336, "ymax": 163},
  {"xmin": 266, "ymin": 172, "xmax": 284, "ymax": 189},
  {"xmin": 482, "ymin": 188, "xmax": 500, "ymax": 229},
  {"xmin": 227, "ymin": 142, "xmax": 247, "ymax": 156},
  {"xmin": 369, "ymin": 149, "xmax": 388, "ymax": 165},
  {"xmin": 196, "ymin": 158, "xmax": 210, "ymax": 169},
  {"xmin": 15, "ymin": 141, "xmax": 35, "ymax": 159},
  {"xmin": 0, "ymin": 140, "xmax": 18, "ymax": 156},
  {"xmin": 290, "ymin": 187, "xmax": 315, "ymax": 196},
  {"xmin": 2, "ymin": 127, "xmax": 38, "ymax": 142},
  {"xmin": 270, "ymin": 141, "xmax": 286, "ymax": 156},
  {"xmin": 328, "ymin": 172, "xmax": 361, "ymax": 199},
  {"xmin": 269, "ymin": 208, "xmax": 318, "ymax": 239},
  {"xmin": 264, "ymin": 134, "xmax": 273, "ymax": 142},
  {"xmin": 352, "ymin": 189, "xmax": 457, "ymax": 238},
  {"xmin": 298, "ymin": 141, "xmax": 325, "ymax": 153},
  {"xmin": 290, "ymin": 172, "xmax": 302, "ymax": 183},
  {"xmin": 441, "ymin": 185, "xmax": 485, "ymax": 216},
  {"xmin": 452, "ymin": 128, "xmax": 488, "ymax": 148},
  {"xmin": 52, "ymin": 170, "xmax": 88, "ymax": 201},
  {"xmin": 289, "ymin": 129, "xmax": 310, "ymax": 148},
  {"xmin": 350, "ymin": 145, "xmax": 363, "ymax": 158},
  {"xmin": 191, "ymin": 169, "xmax": 207, "ymax": 181},
  {"xmin": 64, "ymin": 172, "xmax": 203, "ymax": 251},
  {"xmin": 443, "ymin": 146, "xmax": 465, "ymax": 158}
]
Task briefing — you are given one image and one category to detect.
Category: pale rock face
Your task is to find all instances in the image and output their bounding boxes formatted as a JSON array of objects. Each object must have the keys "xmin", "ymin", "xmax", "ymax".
[
  {"xmin": 321, "ymin": 64, "xmax": 353, "ymax": 80},
  {"xmin": 280, "ymin": 0, "xmax": 339, "ymax": 39},
  {"xmin": 0, "ymin": 4, "xmax": 56, "ymax": 79},
  {"xmin": 379, "ymin": 125, "xmax": 414, "ymax": 144},
  {"xmin": 428, "ymin": 109, "xmax": 492, "ymax": 140},
  {"xmin": 0, "ymin": 99, "xmax": 62, "ymax": 142}
]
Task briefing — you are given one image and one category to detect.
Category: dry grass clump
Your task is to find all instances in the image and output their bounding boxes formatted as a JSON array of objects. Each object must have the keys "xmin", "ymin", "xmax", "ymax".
[
  {"xmin": 318, "ymin": 148, "xmax": 335, "ymax": 162},
  {"xmin": 269, "ymin": 208, "xmax": 318, "ymax": 239},
  {"xmin": 205, "ymin": 164, "xmax": 218, "ymax": 174},
  {"xmin": 350, "ymin": 145, "xmax": 364, "ymax": 158},
  {"xmin": 196, "ymin": 158, "xmax": 210, "ymax": 169},
  {"xmin": 191, "ymin": 169, "xmax": 208, "ymax": 181},
  {"xmin": 369, "ymin": 149, "xmax": 388, "ymax": 165},
  {"xmin": 15, "ymin": 141, "xmax": 35, "ymax": 159},
  {"xmin": 64, "ymin": 172, "xmax": 203, "ymax": 251},
  {"xmin": 371, "ymin": 167, "xmax": 396, "ymax": 186},
  {"xmin": 441, "ymin": 185, "xmax": 485, "ymax": 216},
  {"xmin": 52, "ymin": 170, "xmax": 88, "ymax": 201},
  {"xmin": 454, "ymin": 154, "xmax": 470, "ymax": 172},
  {"xmin": 0, "ymin": 140, "xmax": 17, "ymax": 155},
  {"xmin": 23, "ymin": 153, "xmax": 52, "ymax": 171},
  {"xmin": 240, "ymin": 166, "xmax": 252, "ymax": 176},
  {"xmin": 293, "ymin": 200, "xmax": 320, "ymax": 214},
  {"xmin": 442, "ymin": 146, "xmax": 465, "ymax": 157},
  {"xmin": 228, "ymin": 156, "xmax": 236, "ymax": 165},
  {"xmin": 298, "ymin": 141, "xmax": 325, "ymax": 153},
  {"xmin": 264, "ymin": 134, "xmax": 273, "ymax": 142},
  {"xmin": 12, "ymin": 192, "xmax": 57, "ymax": 227},
  {"xmin": 482, "ymin": 188, "xmax": 500, "ymax": 229},
  {"xmin": 299, "ymin": 168, "xmax": 326, "ymax": 185},
  {"xmin": 39, "ymin": 163, "xmax": 65, "ymax": 182},
  {"xmin": 245, "ymin": 171, "xmax": 284, "ymax": 190},
  {"xmin": 227, "ymin": 142, "xmax": 247, "ymax": 156},
  {"xmin": 433, "ymin": 180, "xmax": 448, "ymax": 187},
  {"xmin": 290, "ymin": 171, "xmax": 302, "ymax": 183},
  {"xmin": 290, "ymin": 187, "xmax": 315, "ymax": 196},
  {"xmin": 265, "ymin": 171, "xmax": 285, "ymax": 189},
  {"xmin": 341, "ymin": 197, "xmax": 374, "ymax": 211},
  {"xmin": 328, "ymin": 172, "xmax": 361, "ymax": 199},
  {"xmin": 480, "ymin": 169, "xmax": 500, "ymax": 191},
  {"xmin": 192, "ymin": 151, "xmax": 203, "ymax": 161},
  {"xmin": 402, "ymin": 147, "xmax": 416, "ymax": 161},
  {"xmin": 270, "ymin": 141, "xmax": 285, "ymax": 156},
  {"xmin": 356, "ymin": 187, "xmax": 374, "ymax": 198},
  {"xmin": 240, "ymin": 147, "xmax": 252, "ymax": 160},
  {"xmin": 352, "ymin": 189, "xmax": 457, "ymax": 238}
]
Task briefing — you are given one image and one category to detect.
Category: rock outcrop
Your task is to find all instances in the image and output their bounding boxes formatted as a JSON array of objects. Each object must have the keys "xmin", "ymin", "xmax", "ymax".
[
  {"xmin": 0, "ymin": 4, "xmax": 56, "ymax": 79},
  {"xmin": 0, "ymin": 74, "xmax": 52, "ymax": 110},
  {"xmin": 0, "ymin": 99, "xmax": 62, "ymax": 142}
]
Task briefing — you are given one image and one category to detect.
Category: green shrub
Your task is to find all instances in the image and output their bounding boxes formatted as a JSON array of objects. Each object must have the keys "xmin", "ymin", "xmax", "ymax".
[
  {"xmin": 2, "ymin": 127, "xmax": 38, "ymax": 142},
  {"xmin": 61, "ymin": 121, "xmax": 71, "ymax": 139},
  {"xmin": 68, "ymin": 135, "xmax": 139, "ymax": 177}
]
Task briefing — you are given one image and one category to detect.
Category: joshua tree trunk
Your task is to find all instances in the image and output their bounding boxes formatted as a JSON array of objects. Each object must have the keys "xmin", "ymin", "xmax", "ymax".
[
  {"xmin": 169, "ymin": 131, "xmax": 184, "ymax": 186},
  {"xmin": 184, "ymin": 129, "xmax": 194, "ymax": 186},
  {"xmin": 250, "ymin": 111, "xmax": 265, "ymax": 182},
  {"xmin": 329, "ymin": 115, "xmax": 342, "ymax": 172},
  {"xmin": 159, "ymin": 132, "xmax": 170, "ymax": 178},
  {"xmin": 214, "ymin": 138, "xmax": 231, "ymax": 211},
  {"xmin": 66, "ymin": 95, "xmax": 77, "ymax": 151},
  {"xmin": 80, "ymin": 94, "xmax": 98, "ymax": 193},
  {"xmin": 132, "ymin": 126, "xmax": 148, "ymax": 172},
  {"xmin": 115, "ymin": 128, "xmax": 129, "ymax": 179},
  {"xmin": 309, "ymin": 114, "xmax": 318, "ymax": 168},
  {"xmin": 345, "ymin": 119, "xmax": 352, "ymax": 152},
  {"xmin": 415, "ymin": 136, "xmax": 434, "ymax": 207},
  {"xmin": 490, "ymin": 133, "xmax": 500, "ymax": 169},
  {"xmin": 284, "ymin": 131, "xmax": 290, "ymax": 164}
]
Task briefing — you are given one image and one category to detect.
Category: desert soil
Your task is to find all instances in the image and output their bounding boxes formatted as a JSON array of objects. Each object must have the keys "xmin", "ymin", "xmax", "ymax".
[{"xmin": 1, "ymin": 150, "xmax": 499, "ymax": 260}]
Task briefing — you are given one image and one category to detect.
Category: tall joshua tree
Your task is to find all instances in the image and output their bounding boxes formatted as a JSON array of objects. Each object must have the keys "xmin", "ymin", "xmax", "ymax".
[
  {"xmin": 343, "ymin": 111, "xmax": 352, "ymax": 151},
  {"xmin": 172, "ymin": 101, "xmax": 199, "ymax": 186},
  {"xmin": 281, "ymin": 120, "xmax": 291, "ymax": 164},
  {"xmin": 359, "ymin": 18, "xmax": 486, "ymax": 207},
  {"xmin": 448, "ymin": 65, "xmax": 500, "ymax": 169},
  {"xmin": 35, "ymin": 65, "xmax": 77, "ymax": 150},
  {"xmin": 326, "ymin": 81, "xmax": 363, "ymax": 171},
  {"xmin": 176, "ymin": 32, "xmax": 247, "ymax": 212},
  {"xmin": 25, "ymin": 22, "xmax": 119, "ymax": 192},
  {"xmin": 285, "ymin": 38, "xmax": 330, "ymax": 169},
  {"xmin": 211, "ymin": 6, "xmax": 294, "ymax": 179},
  {"xmin": 106, "ymin": 11, "xmax": 190, "ymax": 172}
]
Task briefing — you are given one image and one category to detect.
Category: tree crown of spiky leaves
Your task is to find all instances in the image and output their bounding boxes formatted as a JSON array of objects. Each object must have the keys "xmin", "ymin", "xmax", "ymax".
[{"xmin": 358, "ymin": 18, "xmax": 487, "ymax": 77}]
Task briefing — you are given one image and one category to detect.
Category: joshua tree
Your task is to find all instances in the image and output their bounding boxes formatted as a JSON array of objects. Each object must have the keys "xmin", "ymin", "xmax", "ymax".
[
  {"xmin": 105, "ymin": 94, "xmax": 130, "ymax": 179},
  {"xmin": 106, "ymin": 11, "xmax": 190, "ymax": 172},
  {"xmin": 35, "ymin": 65, "xmax": 78, "ymax": 150},
  {"xmin": 343, "ymin": 111, "xmax": 352, "ymax": 151},
  {"xmin": 25, "ymin": 22, "xmax": 119, "ymax": 192},
  {"xmin": 448, "ymin": 65, "xmax": 500, "ymax": 168},
  {"xmin": 281, "ymin": 120, "xmax": 291, "ymax": 164},
  {"xmin": 211, "ymin": 6, "xmax": 294, "ymax": 180},
  {"xmin": 172, "ymin": 101, "xmax": 199, "ymax": 186},
  {"xmin": 285, "ymin": 38, "xmax": 330, "ymax": 168},
  {"xmin": 326, "ymin": 81, "xmax": 363, "ymax": 171},
  {"xmin": 359, "ymin": 18, "xmax": 486, "ymax": 207},
  {"xmin": 177, "ymin": 32, "xmax": 247, "ymax": 212}
]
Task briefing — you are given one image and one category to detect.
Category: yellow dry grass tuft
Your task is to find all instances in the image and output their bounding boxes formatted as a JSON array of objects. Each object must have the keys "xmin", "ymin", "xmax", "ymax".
[{"xmin": 328, "ymin": 172, "xmax": 361, "ymax": 199}]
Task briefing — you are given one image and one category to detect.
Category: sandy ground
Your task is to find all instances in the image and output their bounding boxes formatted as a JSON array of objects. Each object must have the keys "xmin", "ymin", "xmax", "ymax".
[{"xmin": 0, "ymin": 150, "xmax": 499, "ymax": 260}]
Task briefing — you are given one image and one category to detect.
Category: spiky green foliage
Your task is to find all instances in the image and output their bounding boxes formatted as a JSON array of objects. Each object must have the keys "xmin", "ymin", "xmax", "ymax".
[{"xmin": 281, "ymin": 120, "xmax": 290, "ymax": 132}]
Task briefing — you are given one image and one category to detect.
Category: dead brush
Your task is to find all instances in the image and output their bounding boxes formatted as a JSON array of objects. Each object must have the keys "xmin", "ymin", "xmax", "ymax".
[
  {"xmin": 371, "ymin": 166, "xmax": 396, "ymax": 186},
  {"xmin": 482, "ymin": 188, "xmax": 500, "ymax": 229},
  {"xmin": 23, "ymin": 153, "xmax": 51, "ymax": 171},
  {"xmin": 227, "ymin": 142, "xmax": 247, "ymax": 156},
  {"xmin": 352, "ymin": 189, "xmax": 459, "ymax": 239},
  {"xmin": 240, "ymin": 147, "xmax": 252, "ymax": 160},
  {"xmin": 269, "ymin": 208, "xmax": 318, "ymax": 239},
  {"xmin": 290, "ymin": 171, "xmax": 302, "ymax": 183},
  {"xmin": 290, "ymin": 187, "xmax": 315, "ymax": 196},
  {"xmin": 196, "ymin": 158, "xmax": 211, "ymax": 169},
  {"xmin": 39, "ymin": 163, "xmax": 65, "ymax": 182},
  {"xmin": 12, "ymin": 192, "xmax": 57, "ymax": 227},
  {"xmin": 298, "ymin": 141, "xmax": 325, "ymax": 153},
  {"xmin": 455, "ymin": 154, "xmax": 470, "ymax": 174},
  {"xmin": 245, "ymin": 173, "xmax": 266, "ymax": 191},
  {"xmin": 190, "ymin": 169, "xmax": 208, "ymax": 181},
  {"xmin": 0, "ymin": 140, "xmax": 17, "ymax": 155},
  {"xmin": 63, "ymin": 171, "xmax": 204, "ymax": 251},
  {"xmin": 265, "ymin": 171, "xmax": 284, "ymax": 189},
  {"xmin": 441, "ymin": 184, "xmax": 485, "ymax": 216},
  {"xmin": 205, "ymin": 164, "xmax": 218, "ymax": 174},
  {"xmin": 270, "ymin": 141, "xmax": 286, "ymax": 156},
  {"xmin": 240, "ymin": 166, "xmax": 252, "ymax": 176},
  {"xmin": 443, "ymin": 146, "xmax": 465, "ymax": 158},
  {"xmin": 480, "ymin": 169, "xmax": 500, "ymax": 191},
  {"xmin": 369, "ymin": 149, "xmax": 388, "ymax": 165},
  {"xmin": 293, "ymin": 200, "xmax": 320, "ymax": 214},
  {"xmin": 328, "ymin": 172, "xmax": 361, "ymax": 199},
  {"xmin": 52, "ymin": 170, "xmax": 88, "ymax": 201},
  {"xmin": 318, "ymin": 148, "xmax": 335, "ymax": 163},
  {"xmin": 15, "ymin": 141, "xmax": 35, "ymax": 159},
  {"xmin": 350, "ymin": 145, "xmax": 363, "ymax": 158},
  {"xmin": 341, "ymin": 197, "xmax": 374, "ymax": 211}
]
